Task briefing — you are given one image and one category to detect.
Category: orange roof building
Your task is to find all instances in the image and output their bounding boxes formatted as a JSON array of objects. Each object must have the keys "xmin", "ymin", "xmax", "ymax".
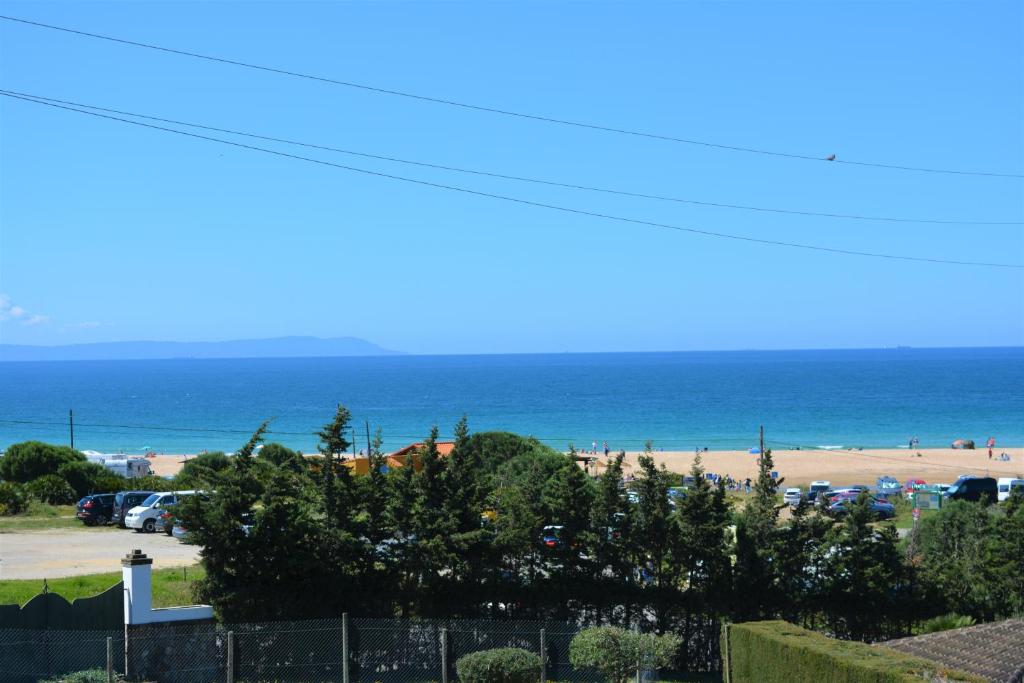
[{"xmin": 342, "ymin": 441, "xmax": 455, "ymax": 475}]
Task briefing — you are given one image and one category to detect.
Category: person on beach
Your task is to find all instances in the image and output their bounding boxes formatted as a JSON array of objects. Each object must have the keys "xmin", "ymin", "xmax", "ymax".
[
  {"xmin": 987, "ymin": 436, "xmax": 996, "ymax": 459},
  {"xmin": 592, "ymin": 440, "xmax": 597, "ymax": 455},
  {"xmin": 603, "ymin": 441, "xmax": 609, "ymax": 457}
]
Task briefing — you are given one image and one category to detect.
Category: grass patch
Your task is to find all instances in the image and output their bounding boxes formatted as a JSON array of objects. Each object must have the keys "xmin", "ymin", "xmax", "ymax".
[
  {"xmin": 0, "ymin": 565, "xmax": 205, "ymax": 608},
  {"xmin": 0, "ymin": 503, "xmax": 85, "ymax": 532}
]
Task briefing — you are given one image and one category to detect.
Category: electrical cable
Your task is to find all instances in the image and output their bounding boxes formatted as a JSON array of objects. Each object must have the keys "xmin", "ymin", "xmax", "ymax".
[
  {"xmin": 2, "ymin": 14, "xmax": 1021, "ymax": 179},
  {"xmin": 4, "ymin": 91, "xmax": 1020, "ymax": 269},
  {"xmin": 6, "ymin": 89, "xmax": 1018, "ymax": 226}
]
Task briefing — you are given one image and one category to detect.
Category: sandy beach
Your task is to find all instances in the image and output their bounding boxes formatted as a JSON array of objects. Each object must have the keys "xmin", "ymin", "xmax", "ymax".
[{"xmin": 145, "ymin": 447, "xmax": 1024, "ymax": 487}]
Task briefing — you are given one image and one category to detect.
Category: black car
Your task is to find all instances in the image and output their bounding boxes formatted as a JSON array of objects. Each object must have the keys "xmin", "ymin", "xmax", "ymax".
[
  {"xmin": 111, "ymin": 490, "xmax": 155, "ymax": 528},
  {"xmin": 943, "ymin": 476, "xmax": 997, "ymax": 504},
  {"xmin": 76, "ymin": 494, "xmax": 115, "ymax": 526}
]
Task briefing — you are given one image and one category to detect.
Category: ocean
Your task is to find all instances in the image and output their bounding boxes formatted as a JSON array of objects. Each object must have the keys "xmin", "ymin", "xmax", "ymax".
[{"xmin": 1, "ymin": 347, "xmax": 1021, "ymax": 455}]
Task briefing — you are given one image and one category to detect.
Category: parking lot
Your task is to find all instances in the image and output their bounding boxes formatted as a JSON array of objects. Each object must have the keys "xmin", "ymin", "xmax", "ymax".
[{"xmin": 0, "ymin": 527, "xmax": 200, "ymax": 579}]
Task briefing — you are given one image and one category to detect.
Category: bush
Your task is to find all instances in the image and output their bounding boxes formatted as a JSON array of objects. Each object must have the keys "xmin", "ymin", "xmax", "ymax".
[
  {"xmin": 0, "ymin": 481, "xmax": 30, "ymax": 515},
  {"xmin": 0, "ymin": 441, "xmax": 85, "ymax": 483},
  {"xmin": 569, "ymin": 626, "xmax": 680, "ymax": 683},
  {"xmin": 39, "ymin": 669, "xmax": 127, "ymax": 683},
  {"xmin": 26, "ymin": 474, "xmax": 77, "ymax": 505},
  {"xmin": 455, "ymin": 647, "xmax": 541, "ymax": 683},
  {"xmin": 57, "ymin": 460, "xmax": 124, "ymax": 498},
  {"xmin": 173, "ymin": 451, "xmax": 230, "ymax": 488},
  {"xmin": 726, "ymin": 621, "xmax": 984, "ymax": 683},
  {"xmin": 916, "ymin": 613, "xmax": 976, "ymax": 634}
]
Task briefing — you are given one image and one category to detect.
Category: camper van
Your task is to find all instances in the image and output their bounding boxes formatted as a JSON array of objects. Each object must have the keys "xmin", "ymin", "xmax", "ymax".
[
  {"xmin": 83, "ymin": 453, "xmax": 152, "ymax": 479},
  {"xmin": 997, "ymin": 477, "xmax": 1024, "ymax": 502}
]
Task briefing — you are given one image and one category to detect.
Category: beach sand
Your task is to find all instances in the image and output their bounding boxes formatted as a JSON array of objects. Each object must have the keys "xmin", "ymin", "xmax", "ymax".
[
  {"xmin": 145, "ymin": 447, "xmax": 1024, "ymax": 487},
  {"xmin": 613, "ymin": 447, "xmax": 1024, "ymax": 487}
]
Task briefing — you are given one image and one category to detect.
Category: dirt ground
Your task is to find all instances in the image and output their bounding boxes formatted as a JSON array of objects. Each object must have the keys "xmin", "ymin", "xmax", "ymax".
[{"xmin": 0, "ymin": 527, "xmax": 201, "ymax": 580}]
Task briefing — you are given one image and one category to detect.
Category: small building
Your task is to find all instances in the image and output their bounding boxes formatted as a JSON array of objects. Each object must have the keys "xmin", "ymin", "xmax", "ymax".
[{"xmin": 342, "ymin": 441, "xmax": 455, "ymax": 475}]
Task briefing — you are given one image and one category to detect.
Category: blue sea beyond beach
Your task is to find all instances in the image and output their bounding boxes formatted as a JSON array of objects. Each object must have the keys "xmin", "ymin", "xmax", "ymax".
[{"xmin": 0, "ymin": 347, "xmax": 1021, "ymax": 455}]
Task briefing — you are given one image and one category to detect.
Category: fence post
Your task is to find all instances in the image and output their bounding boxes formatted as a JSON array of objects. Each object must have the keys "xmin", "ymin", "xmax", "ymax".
[
  {"xmin": 539, "ymin": 628, "xmax": 546, "ymax": 683},
  {"xmin": 440, "ymin": 627, "xmax": 449, "ymax": 683},
  {"xmin": 722, "ymin": 621, "xmax": 731, "ymax": 683},
  {"xmin": 342, "ymin": 613, "xmax": 350, "ymax": 683},
  {"xmin": 106, "ymin": 636, "xmax": 113, "ymax": 683},
  {"xmin": 226, "ymin": 630, "xmax": 235, "ymax": 683}
]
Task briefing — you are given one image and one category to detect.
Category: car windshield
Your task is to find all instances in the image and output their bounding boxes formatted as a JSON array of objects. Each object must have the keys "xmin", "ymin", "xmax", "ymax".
[
  {"xmin": 811, "ymin": 485, "xmax": 828, "ymax": 491},
  {"xmin": 141, "ymin": 494, "xmax": 161, "ymax": 507}
]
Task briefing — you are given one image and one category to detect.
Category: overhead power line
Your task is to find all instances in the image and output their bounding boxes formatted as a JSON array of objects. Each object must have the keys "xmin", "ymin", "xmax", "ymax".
[
  {"xmin": 4, "ymin": 91, "xmax": 1022, "ymax": 269},
  {"xmin": 7, "ymin": 90, "xmax": 1019, "ymax": 227},
  {"xmin": 2, "ymin": 14, "xmax": 1021, "ymax": 180}
]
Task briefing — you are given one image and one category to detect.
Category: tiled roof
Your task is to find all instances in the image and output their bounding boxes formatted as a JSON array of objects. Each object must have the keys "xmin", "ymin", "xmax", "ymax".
[
  {"xmin": 390, "ymin": 442, "xmax": 456, "ymax": 458},
  {"xmin": 880, "ymin": 619, "xmax": 1024, "ymax": 682}
]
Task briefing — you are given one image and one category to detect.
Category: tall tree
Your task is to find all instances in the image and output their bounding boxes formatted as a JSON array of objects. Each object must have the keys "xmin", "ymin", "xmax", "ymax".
[
  {"xmin": 732, "ymin": 448, "xmax": 783, "ymax": 620},
  {"xmin": 317, "ymin": 405, "xmax": 354, "ymax": 532}
]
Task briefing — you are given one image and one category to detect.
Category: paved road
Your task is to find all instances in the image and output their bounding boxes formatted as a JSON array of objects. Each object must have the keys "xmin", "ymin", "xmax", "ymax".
[{"xmin": 0, "ymin": 527, "xmax": 201, "ymax": 579}]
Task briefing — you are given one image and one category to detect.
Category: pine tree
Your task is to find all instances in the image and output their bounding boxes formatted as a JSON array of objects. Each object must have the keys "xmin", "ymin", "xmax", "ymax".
[
  {"xmin": 732, "ymin": 447, "xmax": 784, "ymax": 620},
  {"xmin": 676, "ymin": 455, "xmax": 733, "ymax": 617},
  {"xmin": 317, "ymin": 405, "xmax": 354, "ymax": 531}
]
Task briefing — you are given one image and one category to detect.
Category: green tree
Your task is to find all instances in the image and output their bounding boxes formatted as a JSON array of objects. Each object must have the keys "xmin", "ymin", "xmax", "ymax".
[
  {"xmin": 675, "ymin": 455, "xmax": 733, "ymax": 619},
  {"xmin": 257, "ymin": 442, "xmax": 306, "ymax": 472},
  {"xmin": 57, "ymin": 460, "xmax": 126, "ymax": 498},
  {"xmin": 733, "ymin": 447, "xmax": 783, "ymax": 620},
  {"xmin": 821, "ymin": 492, "xmax": 910, "ymax": 641},
  {"xmin": 914, "ymin": 499, "xmax": 998, "ymax": 620},
  {"xmin": 173, "ymin": 451, "xmax": 230, "ymax": 489},
  {"xmin": 0, "ymin": 442, "xmax": 84, "ymax": 483},
  {"xmin": 316, "ymin": 405, "xmax": 355, "ymax": 532},
  {"xmin": 775, "ymin": 498, "xmax": 831, "ymax": 628}
]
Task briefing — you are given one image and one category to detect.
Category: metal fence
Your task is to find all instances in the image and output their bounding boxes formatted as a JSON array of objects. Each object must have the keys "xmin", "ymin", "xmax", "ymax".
[{"xmin": 0, "ymin": 616, "xmax": 713, "ymax": 682}]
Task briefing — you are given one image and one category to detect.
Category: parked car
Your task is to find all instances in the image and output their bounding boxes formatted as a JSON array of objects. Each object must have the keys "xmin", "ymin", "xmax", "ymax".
[
  {"xmin": 829, "ymin": 496, "xmax": 895, "ymax": 520},
  {"xmin": 124, "ymin": 490, "xmax": 202, "ymax": 533},
  {"xmin": 876, "ymin": 476, "xmax": 901, "ymax": 497},
  {"xmin": 997, "ymin": 477, "xmax": 1024, "ymax": 502},
  {"xmin": 807, "ymin": 481, "xmax": 831, "ymax": 502},
  {"xmin": 783, "ymin": 487, "xmax": 803, "ymax": 506},
  {"xmin": 155, "ymin": 510, "xmax": 175, "ymax": 535},
  {"xmin": 171, "ymin": 522, "xmax": 192, "ymax": 542},
  {"xmin": 943, "ymin": 476, "xmax": 997, "ymax": 504},
  {"xmin": 111, "ymin": 490, "xmax": 155, "ymax": 528},
  {"xmin": 75, "ymin": 494, "xmax": 115, "ymax": 526},
  {"xmin": 541, "ymin": 525, "xmax": 564, "ymax": 548}
]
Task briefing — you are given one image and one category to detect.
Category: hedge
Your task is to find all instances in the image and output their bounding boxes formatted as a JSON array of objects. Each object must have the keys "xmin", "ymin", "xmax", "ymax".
[
  {"xmin": 725, "ymin": 621, "xmax": 984, "ymax": 683},
  {"xmin": 455, "ymin": 647, "xmax": 541, "ymax": 683}
]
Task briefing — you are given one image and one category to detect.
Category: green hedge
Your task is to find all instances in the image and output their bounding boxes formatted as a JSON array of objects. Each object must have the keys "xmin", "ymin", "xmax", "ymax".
[
  {"xmin": 726, "ymin": 621, "xmax": 984, "ymax": 683},
  {"xmin": 455, "ymin": 647, "xmax": 541, "ymax": 683}
]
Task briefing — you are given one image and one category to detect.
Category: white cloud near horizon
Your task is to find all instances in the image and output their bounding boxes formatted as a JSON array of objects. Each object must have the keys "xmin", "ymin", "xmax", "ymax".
[{"xmin": 0, "ymin": 294, "xmax": 50, "ymax": 326}]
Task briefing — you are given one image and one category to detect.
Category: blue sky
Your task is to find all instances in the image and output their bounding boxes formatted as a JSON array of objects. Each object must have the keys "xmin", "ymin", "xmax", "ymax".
[{"xmin": 1, "ymin": 0, "xmax": 1021, "ymax": 354}]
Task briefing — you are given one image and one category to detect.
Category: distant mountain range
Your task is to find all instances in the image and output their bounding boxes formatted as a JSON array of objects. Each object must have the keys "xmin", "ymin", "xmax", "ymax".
[{"xmin": 0, "ymin": 336, "xmax": 400, "ymax": 361}]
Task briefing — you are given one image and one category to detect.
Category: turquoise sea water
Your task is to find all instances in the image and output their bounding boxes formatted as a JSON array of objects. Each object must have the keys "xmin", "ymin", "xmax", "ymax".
[{"xmin": 1, "ymin": 348, "xmax": 1021, "ymax": 454}]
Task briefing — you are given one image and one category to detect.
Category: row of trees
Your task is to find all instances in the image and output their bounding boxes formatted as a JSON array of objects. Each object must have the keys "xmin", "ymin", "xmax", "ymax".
[{"xmin": 172, "ymin": 405, "xmax": 1024, "ymax": 653}]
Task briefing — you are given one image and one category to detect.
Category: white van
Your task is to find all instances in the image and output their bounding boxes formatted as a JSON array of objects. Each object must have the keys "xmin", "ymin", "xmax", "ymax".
[
  {"xmin": 997, "ymin": 477, "xmax": 1024, "ymax": 502},
  {"xmin": 123, "ymin": 490, "xmax": 200, "ymax": 533},
  {"xmin": 808, "ymin": 481, "xmax": 831, "ymax": 503}
]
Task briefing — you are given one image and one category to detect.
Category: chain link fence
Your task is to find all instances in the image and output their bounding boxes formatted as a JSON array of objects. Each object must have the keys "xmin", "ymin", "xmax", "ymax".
[{"xmin": 0, "ymin": 616, "xmax": 715, "ymax": 682}]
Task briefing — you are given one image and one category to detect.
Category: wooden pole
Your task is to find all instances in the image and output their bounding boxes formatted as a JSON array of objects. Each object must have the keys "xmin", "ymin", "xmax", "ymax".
[
  {"xmin": 69, "ymin": 409, "xmax": 75, "ymax": 450},
  {"xmin": 539, "ymin": 628, "xmax": 547, "ymax": 682},
  {"xmin": 342, "ymin": 612, "xmax": 350, "ymax": 683},
  {"xmin": 226, "ymin": 630, "xmax": 235, "ymax": 683},
  {"xmin": 440, "ymin": 628, "xmax": 449, "ymax": 683},
  {"xmin": 106, "ymin": 636, "xmax": 113, "ymax": 683}
]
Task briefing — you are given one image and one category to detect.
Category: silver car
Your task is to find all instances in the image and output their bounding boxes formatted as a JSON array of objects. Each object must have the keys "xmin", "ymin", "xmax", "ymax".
[{"xmin": 783, "ymin": 487, "xmax": 803, "ymax": 506}]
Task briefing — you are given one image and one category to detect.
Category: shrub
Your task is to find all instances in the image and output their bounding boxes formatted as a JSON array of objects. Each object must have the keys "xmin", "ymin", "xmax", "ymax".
[
  {"xmin": 569, "ymin": 626, "xmax": 680, "ymax": 683},
  {"xmin": 726, "ymin": 620, "xmax": 984, "ymax": 683},
  {"xmin": 173, "ymin": 451, "xmax": 230, "ymax": 488},
  {"xmin": 0, "ymin": 481, "xmax": 30, "ymax": 515},
  {"xmin": 57, "ymin": 460, "xmax": 123, "ymax": 498},
  {"xmin": 916, "ymin": 613, "xmax": 976, "ymax": 634},
  {"xmin": 0, "ymin": 441, "xmax": 85, "ymax": 483},
  {"xmin": 39, "ymin": 669, "xmax": 127, "ymax": 683},
  {"xmin": 26, "ymin": 474, "xmax": 77, "ymax": 505},
  {"xmin": 455, "ymin": 647, "xmax": 541, "ymax": 683}
]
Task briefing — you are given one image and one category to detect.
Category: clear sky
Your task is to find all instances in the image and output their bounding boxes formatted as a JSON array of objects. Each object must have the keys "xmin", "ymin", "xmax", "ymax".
[{"xmin": 1, "ymin": 0, "xmax": 1022, "ymax": 354}]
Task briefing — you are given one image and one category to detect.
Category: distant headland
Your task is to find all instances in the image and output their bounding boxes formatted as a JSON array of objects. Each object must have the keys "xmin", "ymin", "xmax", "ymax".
[{"xmin": 0, "ymin": 336, "xmax": 400, "ymax": 361}]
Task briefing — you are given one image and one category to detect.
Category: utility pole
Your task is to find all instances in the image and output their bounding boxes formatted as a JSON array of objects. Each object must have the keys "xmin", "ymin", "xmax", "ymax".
[
  {"xmin": 69, "ymin": 409, "xmax": 75, "ymax": 450},
  {"xmin": 365, "ymin": 420, "xmax": 372, "ymax": 459},
  {"xmin": 759, "ymin": 425, "xmax": 764, "ymax": 461}
]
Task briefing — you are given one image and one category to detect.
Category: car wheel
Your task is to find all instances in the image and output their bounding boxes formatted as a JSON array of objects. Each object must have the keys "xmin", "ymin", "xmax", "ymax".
[
  {"xmin": 143, "ymin": 519, "xmax": 156, "ymax": 533},
  {"xmin": 164, "ymin": 524, "xmax": 173, "ymax": 536},
  {"xmin": 94, "ymin": 515, "xmax": 107, "ymax": 526}
]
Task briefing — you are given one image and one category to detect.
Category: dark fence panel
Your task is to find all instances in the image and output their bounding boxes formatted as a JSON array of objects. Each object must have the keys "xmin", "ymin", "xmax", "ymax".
[
  {"xmin": 0, "ymin": 583, "xmax": 123, "ymax": 630},
  {"xmin": 0, "ymin": 627, "xmax": 124, "ymax": 683}
]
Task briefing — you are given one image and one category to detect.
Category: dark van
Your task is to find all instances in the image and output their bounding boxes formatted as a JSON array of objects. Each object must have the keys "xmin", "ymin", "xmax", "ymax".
[
  {"xmin": 943, "ymin": 476, "xmax": 997, "ymax": 504},
  {"xmin": 112, "ymin": 490, "xmax": 155, "ymax": 528},
  {"xmin": 76, "ymin": 494, "xmax": 115, "ymax": 526}
]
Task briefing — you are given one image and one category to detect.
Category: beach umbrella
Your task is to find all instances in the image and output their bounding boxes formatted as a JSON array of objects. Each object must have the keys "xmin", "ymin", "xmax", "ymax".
[{"xmin": 749, "ymin": 447, "xmax": 761, "ymax": 455}]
